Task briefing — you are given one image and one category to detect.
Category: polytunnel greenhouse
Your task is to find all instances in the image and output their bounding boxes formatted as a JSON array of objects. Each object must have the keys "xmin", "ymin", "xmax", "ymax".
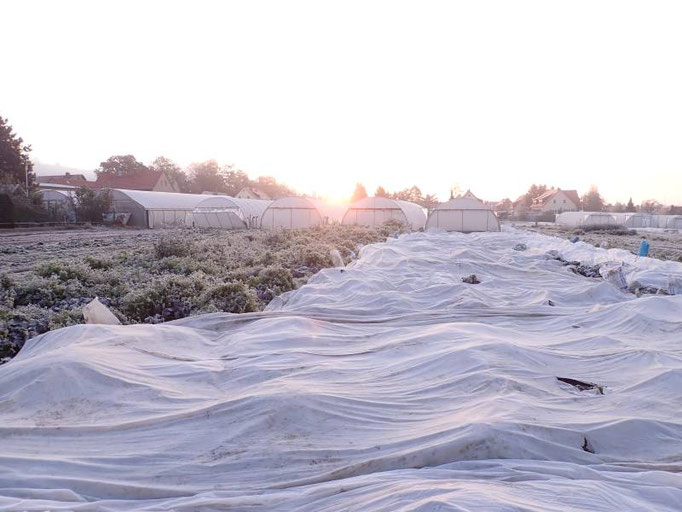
[
  {"xmin": 37, "ymin": 189, "xmax": 75, "ymax": 221},
  {"xmin": 425, "ymin": 197, "xmax": 500, "ymax": 232},
  {"xmin": 341, "ymin": 197, "xmax": 426, "ymax": 230},
  {"xmin": 186, "ymin": 196, "xmax": 271, "ymax": 229},
  {"xmin": 109, "ymin": 190, "xmax": 217, "ymax": 228},
  {"xmin": 557, "ymin": 212, "xmax": 619, "ymax": 228},
  {"xmin": 260, "ymin": 197, "xmax": 345, "ymax": 229},
  {"xmin": 654, "ymin": 215, "xmax": 682, "ymax": 229},
  {"xmin": 611, "ymin": 213, "xmax": 653, "ymax": 228}
]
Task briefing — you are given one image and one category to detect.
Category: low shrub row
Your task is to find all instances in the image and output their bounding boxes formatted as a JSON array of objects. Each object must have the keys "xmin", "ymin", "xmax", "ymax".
[{"xmin": 0, "ymin": 224, "xmax": 390, "ymax": 360}]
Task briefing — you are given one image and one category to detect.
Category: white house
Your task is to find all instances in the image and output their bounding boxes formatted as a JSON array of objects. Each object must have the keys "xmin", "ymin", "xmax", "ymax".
[
  {"xmin": 236, "ymin": 187, "xmax": 271, "ymax": 200},
  {"xmin": 531, "ymin": 189, "xmax": 580, "ymax": 213}
]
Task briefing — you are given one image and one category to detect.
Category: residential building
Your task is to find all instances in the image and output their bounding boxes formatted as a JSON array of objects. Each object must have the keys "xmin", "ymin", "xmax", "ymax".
[
  {"xmin": 531, "ymin": 188, "xmax": 580, "ymax": 213},
  {"xmin": 36, "ymin": 173, "xmax": 89, "ymax": 188},
  {"xmin": 94, "ymin": 170, "xmax": 179, "ymax": 192},
  {"xmin": 236, "ymin": 187, "xmax": 271, "ymax": 200}
]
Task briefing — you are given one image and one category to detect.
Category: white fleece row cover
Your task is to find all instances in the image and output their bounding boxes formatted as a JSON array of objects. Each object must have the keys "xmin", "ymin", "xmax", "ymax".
[{"xmin": 1, "ymin": 230, "xmax": 681, "ymax": 510}]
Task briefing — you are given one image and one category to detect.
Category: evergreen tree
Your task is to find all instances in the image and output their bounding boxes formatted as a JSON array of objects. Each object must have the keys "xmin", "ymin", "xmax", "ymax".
[
  {"xmin": 351, "ymin": 183, "xmax": 368, "ymax": 202},
  {"xmin": 581, "ymin": 186, "xmax": 604, "ymax": 212},
  {"xmin": 0, "ymin": 116, "xmax": 34, "ymax": 189}
]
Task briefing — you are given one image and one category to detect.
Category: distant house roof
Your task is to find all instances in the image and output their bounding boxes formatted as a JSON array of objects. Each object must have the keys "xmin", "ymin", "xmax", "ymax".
[
  {"xmin": 532, "ymin": 188, "xmax": 580, "ymax": 209},
  {"xmin": 454, "ymin": 190, "xmax": 486, "ymax": 207},
  {"xmin": 236, "ymin": 187, "xmax": 271, "ymax": 200},
  {"xmin": 37, "ymin": 171, "xmax": 171, "ymax": 191},
  {"xmin": 94, "ymin": 170, "xmax": 167, "ymax": 191},
  {"xmin": 562, "ymin": 189, "xmax": 581, "ymax": 206},
  {"xmin": 493, "ymin": 199, "xmax": 512, "ymax": 211},
  {"xmin": 36, "ymin": 174, "xmax": 90, "ymax": 187},
  {"xmin": 37, "ymin": 173, "xmax": 87, "ymax": 183},
  {"xmin": 533, "ymin": 189, "xmax": 555, "ymax": 203},
  {"xmin": 460, "ymin": 189, "xmax": 480, "ymax": 201}
]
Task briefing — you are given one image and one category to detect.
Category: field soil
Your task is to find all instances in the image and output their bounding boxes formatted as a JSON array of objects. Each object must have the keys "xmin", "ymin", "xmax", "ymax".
[{"xmin": 0, "ymin": 227, "xmax": 169, "ymax": 273}]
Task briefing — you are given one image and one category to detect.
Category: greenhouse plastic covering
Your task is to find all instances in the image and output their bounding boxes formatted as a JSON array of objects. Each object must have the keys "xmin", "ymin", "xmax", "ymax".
[{"xmin": 342, "ymin": 196, "xmax": 426, "ymax": 230}]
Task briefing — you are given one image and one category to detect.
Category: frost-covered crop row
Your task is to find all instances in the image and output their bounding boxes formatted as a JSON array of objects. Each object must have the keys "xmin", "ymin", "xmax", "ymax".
[{"xmin": 1, "ymin": 224, "xmax": 397, "ymax": 361}]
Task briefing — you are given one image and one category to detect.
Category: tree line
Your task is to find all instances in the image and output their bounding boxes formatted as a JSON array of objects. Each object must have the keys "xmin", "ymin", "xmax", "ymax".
[
  {"xmin": 96, "ymin": 154, "xmax": 295, "ymax": 198},
  {"xmin": 2, "ymin": 115, "xmax": 680, "ymax": 223},
  {"xmin": 0, "ymin": 115, "xmax": 297, "ymax": 223},
  {"xmin": 509, "ymin": 184, "xmax": 608, "ymax": 212},
  {"xmin": 350, "ymin": 183, "xmax": 440, "ymax": 210},
  {"xmin": 510, "ymin": 183, "xmax": 675, "ymax": 214}
]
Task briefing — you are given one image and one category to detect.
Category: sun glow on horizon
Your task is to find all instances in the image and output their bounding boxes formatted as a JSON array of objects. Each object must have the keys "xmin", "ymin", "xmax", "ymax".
[{"xmin": 318, "ymin": 193, "xmax": 351, "ymax": 205}]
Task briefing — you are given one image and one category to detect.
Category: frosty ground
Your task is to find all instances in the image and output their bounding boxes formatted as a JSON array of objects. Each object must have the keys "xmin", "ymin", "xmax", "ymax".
[
  {"xmin": 1, "ymin": 228, "xmax": 681, "ymax": 510},
  {"xmin": 0, "ymin": 225, "xmax": 388, "ymax": 360},
  {"xmin": 517, "ymin": 222, "xmax": 682, "ymax": 262}
]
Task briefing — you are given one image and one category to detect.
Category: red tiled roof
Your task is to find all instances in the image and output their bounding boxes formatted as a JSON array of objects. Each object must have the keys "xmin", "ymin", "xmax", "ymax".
[{"xmin": 94, "ymin": 170, "xmax": 164, "ymax": 191}]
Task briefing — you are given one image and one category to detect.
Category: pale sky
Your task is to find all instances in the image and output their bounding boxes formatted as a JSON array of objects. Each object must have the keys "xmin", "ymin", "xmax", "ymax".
[{"xmin": 2, "ymin": 1, "xmax": 681, "ymax": 204}]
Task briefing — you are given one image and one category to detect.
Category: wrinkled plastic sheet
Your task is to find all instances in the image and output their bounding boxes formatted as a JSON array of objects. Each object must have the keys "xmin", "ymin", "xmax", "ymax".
[{"xmin": 1, "ymin": 230, "xmax": 681, "ymax": 510}]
